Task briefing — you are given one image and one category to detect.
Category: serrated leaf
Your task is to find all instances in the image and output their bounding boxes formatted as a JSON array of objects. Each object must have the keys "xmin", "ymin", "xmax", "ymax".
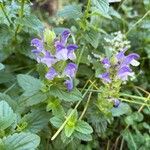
[
  {"xmin": 19, "ymin": 91, "xmax": 47, "ymax": 107},
  {"xmin": 74, "ymin": 131, "xmax": 92, "ymax": 141},
  {"xmin": 65, "ymin": 123, "xmax": 75, "ymax": 138},
  {"xmin": 50, "ymin": 87, "xmax": 82, "ymax": 102},
  {"xmin": 0, "ymin": 93, "xmax": 17, "ymax": 111},
  {"xmin": 46, "ymin": 98, "xmax": 65, "ymax": 116},
  {"xmin": 0, "ymin": 101, "xmax": 16, "ymax": 130},
  {"xmin": 64, "ymin": 110, "xmax": 78, "ymax": 137},
  {"xmin": 92, "ymin": 0, "xmax": 109, "ymax": 14},
  {"xmin": 15, "ymin": 15, "xmax": 44, "ymax": 33},
  {"xmin": 111, "ymin": 102, "xmax": 131, "ymax": 117},
  {"xmin": 75, "ymin": 120, "xmax": 93, "ymax": 134},
  {"xmin": 85, "ymin": 28, "xmax": 100, "ymax": 48},
  {"xmin": 50, "ymin": 116, "xmax": 64, "ymax": 128},
  {"xmin": 57, "ymin": 4, "xmax": 83, "ymax": 19},
  {"xmin": 17, "ymin": 74, "xmax": 43, "ymax": 96},
  {"xmin": 19, "ymin": 110, "xmax": 50, "ymax": 133},
  {"xmin": 1, "ymin": 132, "xmax": 40, "ymax": 150}
]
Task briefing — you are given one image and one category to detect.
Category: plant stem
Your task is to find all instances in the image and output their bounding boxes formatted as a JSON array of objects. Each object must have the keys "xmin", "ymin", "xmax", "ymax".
[
  {"xmin": 126, "ymin": 10, "xmax": 150, "ymax": 35},
  {"xmin": 51, "ymin": 81, "xmax": 95, "ymax": 141},
  {"xmin": 119, "ymin": 98, "xmax": 150, "ymax": 106},
  {"xmin": 14, "ymin": 0, "xmax": 25, "ymax": 39},
  {"xmin": 0, "ymin": 3, "xmax": 11, "ymax": 25},
  {"xmin": 79, "ymin": 91, "xmax": 92, "ymax": 120},
  {"xmin": 120, "ymin": 93, "xmax": 149, "ymax": 101}
]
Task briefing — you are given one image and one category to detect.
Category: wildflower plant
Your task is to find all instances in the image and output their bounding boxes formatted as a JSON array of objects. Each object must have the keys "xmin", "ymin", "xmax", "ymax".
[
  {"xmin": 97, "ymin": 47, "xmax": 140, "ymax": 116},
  {"xmin": 31, "ymin": 29, "xmax": 78, "ymax": 92},
  {"xmin": 0, "ymin": 0, "xmax": 150, "ymax": 149}
]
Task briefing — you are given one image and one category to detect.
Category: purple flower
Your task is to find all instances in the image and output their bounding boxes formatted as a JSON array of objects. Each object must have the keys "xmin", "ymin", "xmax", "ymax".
[
  {"xmin": 31, "ymin": 38, "xmax": 44, "ymax": 50},
  {"xmin": 67, "ymin": 44, "xmax": 78, "ymax": 60},
  {"xmin": 45, "ymin": 67, "xmax": 58, "ymax": 80},
  {"xmin": 117, "ymin": 66, "xmax": 132, "ymax": 80},
  {"xmin": 101, "ymin": 58, "xmax": 111, "ymax": 68},
  {"xmin": 65, "ymin": 78, "xmax": 73, "ymax": 91},
  {"xmin": 98, "ymin": 72, "xmax": 111, "ymax": 83},
  {"xmin": 64, "ymin": 63, "xmax": 77, "ymax": 78},
  {"xmin": 122, "ymin": 53, "xmax": 140, "ymax": 66},
  {"xmin": 41, "ymin": 51, "xmax": 57, "ymax": 67},
  {"xmin": 55, "ymin": 30, "xmax": 78, "ymax": 61},
  {"xmin": 113, "ymin": 99, "xmax": 120, "ymax": 107},
  {"xmin": 61, "ymin": 29, "xmax": 71, "ymax": 45},
  {"xmin": 116, "ymin": 51, "xmax": 140, "ymax": 67}
]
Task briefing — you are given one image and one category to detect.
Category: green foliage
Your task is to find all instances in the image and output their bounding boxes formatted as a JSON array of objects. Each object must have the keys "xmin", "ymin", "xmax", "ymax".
[
  {"xmin": 0, "ymin": 101, "xmax": 16, "ymax": 130},
  {"xmin": 17, "ymin": 74, "xmax": 43, "ymax": 96},
  {"xmin": 0, "ymin": 0, "xmax": 149, "ymax": 149},
  {"xmin": 57, "ymin": 4, "xmax": 83, "ymax": 19},
  {"xmin": 0, "ymin": 133, "xmax": 40, "ymax": 150}
]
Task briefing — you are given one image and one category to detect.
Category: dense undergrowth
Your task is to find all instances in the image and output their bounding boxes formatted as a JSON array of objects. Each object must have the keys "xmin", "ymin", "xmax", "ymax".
[{"xmin": 0, "ymin": 0, "xmax": 150, "ymax": 149}]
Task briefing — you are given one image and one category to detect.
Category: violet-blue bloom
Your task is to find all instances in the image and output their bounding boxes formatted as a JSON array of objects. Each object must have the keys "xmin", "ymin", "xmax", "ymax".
[
  {"xmin": 61, "ymin": 29, "xmax": 70, "ymax": 45},
  {"xmin": 40, "ymin": 51, "xmax": 57, "ymax": 67},
  {"xmin": 55, "ymin": 30, "xmax": 78, "ymax": 61},
  {"xmin": 65, "ymin": 78, "xmax": 73, "ymax": 91},
  {"xmin": 113, "ymin": 99, "xmax": 120, "ymax": 107},
  {"xmin": 101, "ymin": 58, "xmax": 111, "ymax": 68},
  {"xmin": 98, "ymin": 72, "xmax": 111, "ymax": 83},
  {"xmin": 31, "ymin": 38, "xmax": 44, "ymax": 50},
  {"xmin": 117, "ymin": 66, "xmax": 132, "ymax": 80},
  {"xmin": 64, "ymin": 63, "xmax": 77, "ymax": 78},
  {"xmin": 45, "ymin": 67, "xmax": 58, "ymax": 80}
]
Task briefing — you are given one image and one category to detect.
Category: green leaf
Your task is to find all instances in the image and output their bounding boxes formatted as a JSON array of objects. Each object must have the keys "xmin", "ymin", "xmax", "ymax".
[
  {"xmin": 50, "ymin": 116, "xmax": 64, "ymax": 128},
  {"xmin": 19, "ymin": 91, "xmax": 47, "ymax": 107},
  {"xmin": 50, "ymin": 87, "xmax": 82, "ymax": 102},
  {"xmin": 19, "ymin": 110, "xmax": 50, "ymax": 133},
  {"xmin": 0, "ymin": 93, "xmax": 17, "ymax": 111},
  {"xmin": 1, "ymin": 132, "xmax": 40, "ymax": 150},
  {"xmin": 74, "ymin": 131, "xmax": 92, "ymax": 141},
  {"xmin": 75, "ymin": 120, "xmax": 93, "ymax": 134},
  {"xmin": 111, "ymin": 102, "xmax": 131, "ymax": 117},
  {"xmin": 122, "ymin": 130, "xmax": 138, "ymax": 150},
  {"xmin": 57, "ymin": 4, "xmax": 83, "ymax": 19},
  {"xmin": 17, "ymin": 74, "xmax": 43, "ymax": 96},
  {"xmin": 15, "ymin": 15, "xmax": 44, "ymax": 33},
  {"xmin": 0, "ymin": 101, "xmax": 16, "ymax": 130},
  {"xmin": 0, "ymin": 63, "xmax": 5, "ymax": 70},
  {"xmin": 65, "ymin": 110, "xmax": 78, "ymax": 137},
  {"xmin": 92, "ymin": 0, "xmax": 109, "ymax": 14},
  {"xmin": 125, "ymin": 112, "xmax": 144, "ymax": 125},
  {"xmin": 85, "ymin": 28, "xmax": 100, "ymax": 48},
  {"xmin": 46, "ymin": 98, "xmax": 65, "ymax": 116}
]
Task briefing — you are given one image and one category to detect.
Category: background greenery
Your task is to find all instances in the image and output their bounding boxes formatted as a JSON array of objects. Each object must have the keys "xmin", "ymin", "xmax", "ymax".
[{"xmin": 0, "ymin": 0, "xmax": 149, "ymax": 149}]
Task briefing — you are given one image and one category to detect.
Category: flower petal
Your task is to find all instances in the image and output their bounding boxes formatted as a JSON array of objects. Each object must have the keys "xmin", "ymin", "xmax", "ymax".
[
  {"xmin": 41, "ymin": 51, "xmax": 57, "ymax": 67},
  {"xmin": 67, "ymin": 44, "xmax": 78, "ymax": 51},
  {"xmin": 64, "ymin": 63, "xmax": 77, "ymax": 78},
  {"xmin": 101, "ymin": 58, "xmax": 111, "ymax": 68},
  {"xmin": 123, "ymin": 53, "xmax": 140, "ymax": 66},
  {"xmin": 45, "ymin": 67, "xmax": 58, "ymax": 80},
  {"xmin": 65, "ymin": 78, "xmax": 73, "ymax": 91},
  {"xmin": 98, "ymin": 72, "xmax": 111, "ymax": 83},
  {"xmin": 61, "ymin": 29, "xmax": 71, "ymax": 45},
  {"xmin": 31, "ymin": 38, "xmax": 43, "ymax": 50},
  {"xmin": 55, "ymin": 48, "xmax": 68, "ymax": 60},
  {"xmin": 117, "ymin": 66, "xmax": 132, "ymax": 80},
  {"xmin": 113, "ymin": 99, "xmax": 120, "ymax": 107}
]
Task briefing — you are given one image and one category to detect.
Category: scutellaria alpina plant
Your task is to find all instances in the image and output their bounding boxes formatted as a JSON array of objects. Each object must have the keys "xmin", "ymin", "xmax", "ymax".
[
  {"xmin": 97, "ymin": 47, "xmax": 140, "ymax": 116},
  {"xmin": 31, "ymin": 29, "xmax": 78, "ymax": 91}
]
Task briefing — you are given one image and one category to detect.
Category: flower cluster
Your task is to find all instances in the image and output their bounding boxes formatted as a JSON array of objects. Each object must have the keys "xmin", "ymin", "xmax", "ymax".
[
  {"xmin": 104, "ymin": 31, "xmax": 131, "ymax": 53},
  {"xmin": 99, "ymin": 48, "xmax": 140, "ymax": 82},
  {"xmin": 98, "ymin": 48, "xmax": 140, "ymax": 107},
  {"xmin": 31, "ymin": 29, "xmax": 78, "ymax": 91}
]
